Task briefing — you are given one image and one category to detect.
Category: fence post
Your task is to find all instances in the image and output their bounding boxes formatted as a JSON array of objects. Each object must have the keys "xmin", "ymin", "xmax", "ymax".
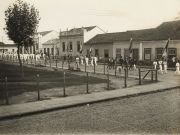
[
  {"xmin": 27, "ymin": 57, "xmax": 29, "ymax": 65},
  {"xmin": 23, "ymin": 57, "xmax": 24, "ymax": 64},
  {"xmin": 104, "ymin": 59, "xmax": 105, "ymax": 75},
  {"xmin": 34, "ymin": 56, "xmax": 36, "ymax": 66},
  {"xmin": 126, "ymin": 66, "xmax": 128, "ymax": 77},
  {"xmin": 44, "ymin": 59, "xmax": 46, "ymax": 67},
  {"xmin": 107, "ymin": 69, "xmax": 110, "ymax": 90},
  {"xmin": 36, "ymin": 74, "xmax": 40, "ymax": 100},
  {"xmin": 63, "ymin": 71, "xmax": 66, "ymax": 97},
  {"xmin": 115, "ymin": 63, "xmax": 117, "ymax": 77},
  {"xmin": 151, "ymin": 70, "xmax": 153, "ymax": 82},
  {"xmin": 31, "ymin": 57, "xmax": 32, "ymax": 65},
  {"xmin": 85, "ymin": 61, "xmax": 87, "ymax": 72},
  {"xmin": 86, "ymin": 72, "xmax": 89, "ymax": 93},
  {"xmin": 50, "ymin": 57, "xmax": 51, "ymax": 68},
  {"xmin": 124, "ymin": 68, "xmax": 127, "ymax": 88},
  {"xmin": 12, "ymin": 55, "xmax": 14, "ymax": 63},
  {"xmin": 5, "ymin": 77, "xmax": 9, "ymax": 105},
  {"xmin": 56, "ymin": 59, "xmax": 57, "ymax": 68},
  {"xmin": 62, "ymin": 60, "xmax": 64, "ymax": 69},
  {"xmin": 139, "ymin": 67, "xmax": 141, "ymax": 85},
  {"xmin": 93, "ymin": 60, "xmax": 95, "ymax": 74},
  {"xmin": 155, "ymin": 69, "xmax": 158, "ymax": 82}
]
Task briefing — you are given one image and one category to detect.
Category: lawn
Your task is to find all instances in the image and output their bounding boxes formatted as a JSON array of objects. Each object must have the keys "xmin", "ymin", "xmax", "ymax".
[{"xmin": 0, "ymin": 62, "xmax": 107, "ymax": 104}]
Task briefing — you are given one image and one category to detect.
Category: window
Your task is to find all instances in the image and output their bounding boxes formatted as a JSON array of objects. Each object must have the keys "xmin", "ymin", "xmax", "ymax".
[
  {"xmin": 12, "ymin": 49, "xmax": 14, "ymax": 52},
  {"xmin": 168, "ymin": 48, "xmax": 176, "ymax": 59},
  {"xmin": 47, "ymin": 48, "xmax": 50, "ymax": 56},
  {"xmin": 77, "ymin": 41, "xmax": 80, "ymax": 52},
  {"xmin": 116, "ymin": 48, "xmax": 121, "ymax": 58},
  {"xmin": 62, "ymin": 42, "xmax": 65, "ymax": 52},
  {"xmin": 51, "ymin": 48, "xmax": 54, "ymax": 56},
  {"xmin": 156, "ymin": 48, "xmax": 163, "ymax": 59},
  {"xmin": 69, "ymin": 42, "xmax": 73, "ymax": 51},
  {"xmin": 144, "ymin": 48, "xmax": 151, "ymax": 60},
  {"xmin": 104, "ymin": 49, "xmax": 109, "ymax": 58},
  {"xmin": 124, "ymin": 49, "xmax": 130, "ymax": 59},
  {"xmin": 44, "ymin": 48, "xmax": 46, "ymax": 54},
  {"xmin": 95, "ymin": 49, "xmax": 99, "ymax": 57}
]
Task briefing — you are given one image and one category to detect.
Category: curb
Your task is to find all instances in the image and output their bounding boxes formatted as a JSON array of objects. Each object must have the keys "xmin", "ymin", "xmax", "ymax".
[{"xmin": 0, "ymin": 86, "xmax": 179, "ymax": 121}]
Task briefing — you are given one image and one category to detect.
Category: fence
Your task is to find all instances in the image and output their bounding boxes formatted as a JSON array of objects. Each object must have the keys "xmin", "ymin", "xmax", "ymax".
[{"xmin": 0, "ymin": 54, "xmax": 158, "ymax": 105}]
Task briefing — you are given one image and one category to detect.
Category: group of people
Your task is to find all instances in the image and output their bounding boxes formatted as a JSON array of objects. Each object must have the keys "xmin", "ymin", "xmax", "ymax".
[
  {"xmin": 62, "ymin": 54, "xmax": 98, "ymax": 69},
  {"xmin": 107, "ymin": 56, "xmax": 137, "ymax": 73},
  {"xmin": 153, "ymin": 57, "xmax": 180, "ymax": 75}
]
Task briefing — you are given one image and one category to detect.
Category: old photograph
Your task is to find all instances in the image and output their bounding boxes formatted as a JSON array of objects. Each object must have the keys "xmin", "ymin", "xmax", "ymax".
[{"xmin": 0, "ymin": 0, "xmax": 180, "ymax": 134}]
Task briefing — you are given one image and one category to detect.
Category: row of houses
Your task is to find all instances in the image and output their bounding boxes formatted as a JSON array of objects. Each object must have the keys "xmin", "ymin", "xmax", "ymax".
[{"xmin": 0, "ymin": 20, "xmax": 180, "ymax": 61}]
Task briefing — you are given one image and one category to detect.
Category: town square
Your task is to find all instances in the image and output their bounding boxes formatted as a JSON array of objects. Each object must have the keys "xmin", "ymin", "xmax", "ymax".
[{"xmin": 0, "ymin": 0, "xmax": 180, "ymax": 134}]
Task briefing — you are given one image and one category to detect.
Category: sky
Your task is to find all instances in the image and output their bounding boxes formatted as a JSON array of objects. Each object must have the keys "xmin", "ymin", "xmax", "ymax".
[{"xmin": 0, "ymin": 0, "xmax": 180, "ymax": 43}]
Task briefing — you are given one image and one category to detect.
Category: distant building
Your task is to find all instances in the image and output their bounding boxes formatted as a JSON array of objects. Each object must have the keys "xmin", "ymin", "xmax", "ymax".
[
  {"xmin": 84, "ymin": 20, "xmax": 180, "ymax": 61},
  {"xmin": 42, "ymin": 38, "xmax": 60, "ymax": 56},
  {"xmin": 0, "ymin": 42, "xmax": 17, "ymax": 53},
  {"xmin": 0, "ymin": 30, "xmax": 59, "ymax": 54},
  {"xmin": 59, "ymin": 26, "xmax": 105, "ymax": 57},
  {"xmin": 28, "ymin": 30, "xmax": 59, "ymax": 54}
]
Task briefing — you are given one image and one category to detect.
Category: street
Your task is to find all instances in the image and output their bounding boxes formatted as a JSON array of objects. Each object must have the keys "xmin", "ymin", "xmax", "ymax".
[{"xmin": 0, "ymin": 88, "xmax": 179, "ymax": 134}]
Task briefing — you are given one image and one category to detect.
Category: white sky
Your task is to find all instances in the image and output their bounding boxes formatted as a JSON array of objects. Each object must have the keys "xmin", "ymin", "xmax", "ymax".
[{"xmin": 0, "ymin": 0, "xmax": 180, "ymax": 43}]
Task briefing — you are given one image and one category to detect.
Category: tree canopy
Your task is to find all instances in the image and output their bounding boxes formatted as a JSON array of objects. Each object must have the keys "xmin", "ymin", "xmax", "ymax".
[{"xmin": 4, "ymin": 0, "xmax": 40, "ymax": 48}]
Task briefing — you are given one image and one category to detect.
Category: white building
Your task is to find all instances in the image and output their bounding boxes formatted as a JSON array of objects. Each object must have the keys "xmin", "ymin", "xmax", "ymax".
[{"xmin": 59, "ymin": 26, "xmax": 105, "ymax": 57}]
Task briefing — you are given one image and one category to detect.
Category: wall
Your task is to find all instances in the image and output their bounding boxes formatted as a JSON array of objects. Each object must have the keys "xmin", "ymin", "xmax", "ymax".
[
  {"xmin": 39, "ymin": 31, "xmax": 59, "ymax": 52},
  {"xmin": 84, "ymin": 27, "xmax": 105, "ymax": 43},
  {"xmin": 114, "ymin": 40, "xmax": 180, "ymax": 60},
  {"xmin": 83, "ymin": 43, "xmax": 113, "ymax": 58},
  {"xmin": 59, "ymin": 35, "xmax": 83, "ymax": 57}
]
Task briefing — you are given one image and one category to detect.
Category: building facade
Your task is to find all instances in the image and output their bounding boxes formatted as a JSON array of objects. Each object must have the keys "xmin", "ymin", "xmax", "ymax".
[
  {"xmin": 84, "ymin": 20, "xmax": 180, "ymax": 62},
  {"xmin": 42, "ymin": 38, "xmax": 60, "ymax": 56},
  {"xmin": 0, "ymin": 42, "xmax": 17, "ymax": 54},
  {"xmin": 58, "ymin": 26, "xmax": 105, "ymax": 57}
]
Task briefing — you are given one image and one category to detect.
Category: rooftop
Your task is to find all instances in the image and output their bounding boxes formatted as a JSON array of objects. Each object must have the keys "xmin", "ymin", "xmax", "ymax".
[
  {"xmin": 43, "ymin": 38, "xmax": 60, "ymax": 45},
  {"xmin": 60, "ymin": 26, "xmax": 97, "ymax": 37},
  {"xmin": 85, "ymin": 20, "xmax": 180, "ymax": 45},
  {"xmin": 38, "ymin": 31, "xmax": 53, "ymax": 36}
]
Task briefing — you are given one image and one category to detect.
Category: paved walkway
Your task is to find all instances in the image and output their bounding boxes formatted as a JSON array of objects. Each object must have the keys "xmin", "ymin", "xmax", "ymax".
[{"xmin": 0, "ymin": 62, "xmax": 179, "ymax": 121}]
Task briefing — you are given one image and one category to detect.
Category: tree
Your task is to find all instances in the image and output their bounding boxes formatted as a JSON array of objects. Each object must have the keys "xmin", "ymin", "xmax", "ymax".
[{"xmin": 4, "ymin": 0, "xmax": 40, "ymax": 77}]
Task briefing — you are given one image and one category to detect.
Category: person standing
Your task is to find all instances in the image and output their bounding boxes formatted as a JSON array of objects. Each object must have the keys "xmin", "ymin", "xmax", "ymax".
[
  {"xmin": 153, "ymin": 59, "xmax": 158, "ymax": 70},
  {"xmin": 174, "ymin": 60, "xmax": 180, "ymax": 75},
  {"xmin": 91, "ymin": 56, "xmax": 94, "ymax": 66},
  {"xmin": 94, "ymin": 56, "xmax": 97, "ymax": 66},
  {"xmin": 158, "ymin": 59, "xmax": 163, "ymax": 74},
  {"xmin": 85, "ymin": 55, "xmax": 89, "ymax": 66},
  {"xmin": 80, "ymin": 55, "xmax": 84, "ymax": 65},
  {"xmin": 75, "ymin": 55, "xmax": 80, "ymax": 69},
  {"xmin": 163, "ymin": 59, "xmax": 168, "ymax": 74}
]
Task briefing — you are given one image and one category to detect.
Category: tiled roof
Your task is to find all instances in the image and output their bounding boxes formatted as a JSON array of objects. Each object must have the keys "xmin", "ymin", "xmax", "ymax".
[
  {"xmin": 38, "ymin": 31, "xmax": 53, "ymax": 36},
  {"xmin": 85, "ymin": 20, "xmax": 180, "ymax": 45},
  {"xmin": 69, "ymin": 26, "xmax": 96, "ymax": 32},
  {"xmin": 43, "ymin": 38, "xmax": 60, "ymax": 45}
]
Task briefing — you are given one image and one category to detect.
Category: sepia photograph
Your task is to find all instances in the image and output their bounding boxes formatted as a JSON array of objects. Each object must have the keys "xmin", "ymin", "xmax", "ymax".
[{"xmin": 0, "ymin": 0, "xmax": 180, "ymax": 134}]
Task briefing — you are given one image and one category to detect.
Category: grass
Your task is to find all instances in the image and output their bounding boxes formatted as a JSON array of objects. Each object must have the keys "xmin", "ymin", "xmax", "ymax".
[{"xmin": 0, "ymin": 62, "xmax": 107, "ymax": 99}]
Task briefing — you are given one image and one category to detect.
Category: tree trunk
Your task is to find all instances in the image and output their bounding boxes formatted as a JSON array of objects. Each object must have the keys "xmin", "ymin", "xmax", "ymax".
[{"xmin": 17, "ymin": 46, "xmax": 24, "ymax": 78}]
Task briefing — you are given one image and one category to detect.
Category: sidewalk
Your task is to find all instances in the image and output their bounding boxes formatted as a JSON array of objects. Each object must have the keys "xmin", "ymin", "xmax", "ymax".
[{"xmin": 0, "ymin": 69, "xmax": 179, "ymax": 121}]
